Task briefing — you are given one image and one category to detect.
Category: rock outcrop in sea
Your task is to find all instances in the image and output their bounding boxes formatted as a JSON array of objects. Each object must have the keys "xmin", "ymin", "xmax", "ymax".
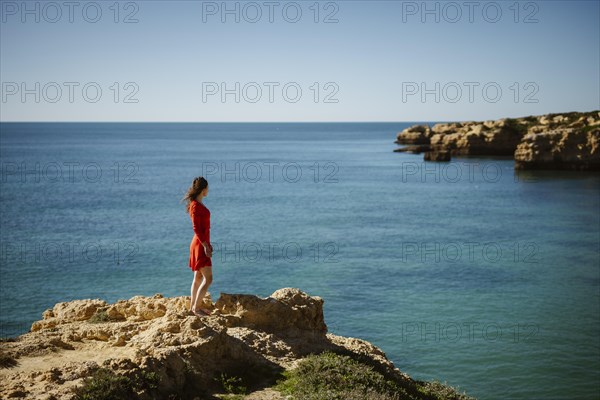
[
  {"xmin": 0, "ymin": 288, "xmax": 472, "ymax": 400},
  {"xmin": 394, "ymin": 111, "xmax": 600, "ymax": 170}
]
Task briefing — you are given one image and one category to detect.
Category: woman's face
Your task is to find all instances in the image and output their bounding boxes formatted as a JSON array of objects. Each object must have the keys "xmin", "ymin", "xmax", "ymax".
[{"xmin": 202, "ymin": 186, "xmax": 209, "ymax": 197}]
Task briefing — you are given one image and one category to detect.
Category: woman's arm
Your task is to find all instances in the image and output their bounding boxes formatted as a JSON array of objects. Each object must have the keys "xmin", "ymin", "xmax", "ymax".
[{"xmin": 191, "ymin": 204, "xmax": 210, "ymax": 244}]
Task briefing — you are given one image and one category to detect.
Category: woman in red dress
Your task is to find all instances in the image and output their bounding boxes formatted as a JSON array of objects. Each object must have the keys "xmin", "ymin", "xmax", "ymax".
[{"xmin": 183, "ymin": 177, "xmax": 213, "ymax": 316}]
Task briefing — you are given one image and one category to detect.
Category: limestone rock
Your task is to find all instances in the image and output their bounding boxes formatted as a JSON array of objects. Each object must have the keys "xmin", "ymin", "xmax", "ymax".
[
  {"xmin": 394, "ymin": 111, "xmax": 600, "ymax": 169},
  {"xmin": 395, "ymin": 124, "xmax": 433, "ymax": 144},
  {"xmin": 515, "ymin": 127, "xmax": 600, "ymax": 170},
  {"xmin": 424, "ymin": 149, "xmax": 451, "ymax": 162},
  {"xmin": 0, "ymin": 288, "xmax": 423, "ymax": 399},
  {"xmin": 31, "ymin": 299, "xmax": 108, "ymax": 332},
  {"xmin": 393, "ymin": 145, "xmax": 432, "ymax": 154},
  {"xmin": 214, "ymin": 288, "xmax": 326, "ymax": 338}
]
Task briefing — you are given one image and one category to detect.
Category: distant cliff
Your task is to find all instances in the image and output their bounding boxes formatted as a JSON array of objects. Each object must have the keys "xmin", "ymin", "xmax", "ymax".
[
  {"xmin": 0, "ymin": 288, "xmax": 472, "ymax": 400},
  {"xmin": 394, "ymin": 111, "xmax": 600, "ymax": 170}
]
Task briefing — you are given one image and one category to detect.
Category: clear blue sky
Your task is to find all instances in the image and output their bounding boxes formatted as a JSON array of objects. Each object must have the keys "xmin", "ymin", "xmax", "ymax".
[{"xmin": 1, "ymin": 0, "xmax": 598, "ymax": 121}]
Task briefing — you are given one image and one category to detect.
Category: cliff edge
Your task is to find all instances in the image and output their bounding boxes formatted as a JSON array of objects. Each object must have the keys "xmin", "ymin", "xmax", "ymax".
[{"xmin": 0, "ymin": 288, "xmax": 472, "ymax": 400}]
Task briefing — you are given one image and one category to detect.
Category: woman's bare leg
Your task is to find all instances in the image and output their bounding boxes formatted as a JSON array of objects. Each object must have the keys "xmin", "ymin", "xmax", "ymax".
[
  {"xmin": 193, "ymin": 266, "xmax": 213, "ymax": 312},
  {"xmin": 190, "ymin": 271, "xmax": 203, "ymax": 311}
]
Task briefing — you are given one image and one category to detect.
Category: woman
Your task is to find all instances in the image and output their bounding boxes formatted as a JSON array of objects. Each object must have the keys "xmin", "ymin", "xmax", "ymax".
[{"xmin": 183, "ymin": 177, "xmax": 213, "ymax": 316}]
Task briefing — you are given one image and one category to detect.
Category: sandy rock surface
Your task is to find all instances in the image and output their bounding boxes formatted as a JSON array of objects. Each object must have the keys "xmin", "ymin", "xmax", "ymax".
[{"xmin": 0, "ymin": 288, "xmax": 412, "ymax": 399}]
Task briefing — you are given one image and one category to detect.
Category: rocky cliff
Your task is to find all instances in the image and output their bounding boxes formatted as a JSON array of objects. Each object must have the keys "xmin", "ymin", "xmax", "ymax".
[
  {"xmin": 0, "ymin": 288, "xmax": 471, "ymax": 400},
  {"xmin": 395, "ymin": 111, "xmax": 600, "ymax": 170}
]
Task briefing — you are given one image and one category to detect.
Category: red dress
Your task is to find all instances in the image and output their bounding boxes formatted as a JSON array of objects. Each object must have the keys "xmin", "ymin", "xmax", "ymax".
[{"xmin": 189, "ymin": 200, "xmax": 212, "ymax": 271}]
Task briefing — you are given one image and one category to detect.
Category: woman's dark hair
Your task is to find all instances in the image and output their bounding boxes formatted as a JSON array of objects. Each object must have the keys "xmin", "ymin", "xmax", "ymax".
[{"xmin": 182, "ymin": 176, "xmax": 208, "ymax": 212}]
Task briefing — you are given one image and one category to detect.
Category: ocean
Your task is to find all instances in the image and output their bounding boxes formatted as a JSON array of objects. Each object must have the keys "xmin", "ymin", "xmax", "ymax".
[{"xmin": 1, "ymin": 122, "xmax": 599, "ymax": 399}]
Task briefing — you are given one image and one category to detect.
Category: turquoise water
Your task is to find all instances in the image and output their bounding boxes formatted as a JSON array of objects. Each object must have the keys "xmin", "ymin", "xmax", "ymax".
[{"xmin": 1, "ymin": 123, "xmax": 599, "ymax": 399}]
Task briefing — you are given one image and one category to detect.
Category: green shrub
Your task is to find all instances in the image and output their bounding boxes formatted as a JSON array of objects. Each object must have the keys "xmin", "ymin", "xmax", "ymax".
[
  {"xmin": 73, "ymin": 368, "xmax": 136, "ymax": 400},
  {"xmin": 216, "ymin": 373, "xmax": 247, "ymax": 395},
  {"xmin": 504, "ymin": 118, "xmax": 528, "ymax": 135},
  {"xmin": 275, "ymin": 352, "xmax": 474, "ymax": 400},
  {"xmin": 276, "ymin": 352, "xmax": 404, "ymax": 400},
  {"xmin": 73, "ymin": 367, "xmax": 160, "ymax": 400}
]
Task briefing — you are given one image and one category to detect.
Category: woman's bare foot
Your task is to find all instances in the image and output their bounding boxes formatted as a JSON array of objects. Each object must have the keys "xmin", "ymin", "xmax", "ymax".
[{"xmin": 193, "ymin": 308, "xmax": 211, "ymax": 317}]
